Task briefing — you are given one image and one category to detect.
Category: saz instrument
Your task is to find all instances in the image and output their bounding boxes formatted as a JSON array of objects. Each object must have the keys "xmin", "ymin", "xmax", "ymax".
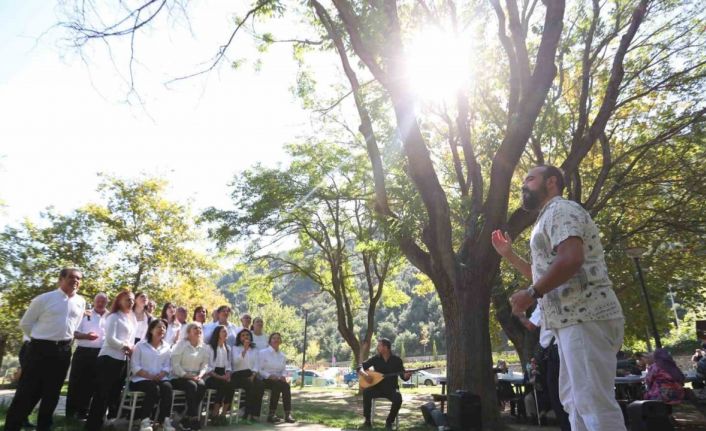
[{"xmin": 359, "ymin": 366, "xmax": 434, "ymax": 390}]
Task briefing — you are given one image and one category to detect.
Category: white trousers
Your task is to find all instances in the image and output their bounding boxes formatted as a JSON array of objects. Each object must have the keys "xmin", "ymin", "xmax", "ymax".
[{"xmin": 554, "ymin": 318, "xmax": 627, "ymax": 431}]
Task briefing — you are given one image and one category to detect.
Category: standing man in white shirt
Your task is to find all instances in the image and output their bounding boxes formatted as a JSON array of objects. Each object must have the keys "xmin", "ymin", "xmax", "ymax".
[
  {"xmin": 493, "ymin": 165, "xmax": 625, "ymax": 431},
  {"xmin": 4, "ymin": 268, "xmax": 86, "ymax": 431},
  {"xmin": 65, "ymin": 293, "xmax": 108, "ymax": 420},
  {"xmin": 232, "ymin": 313, "xmax": 252, "ymax": 338},
  {"xmin": 203, "ymin": 306, "xmax": 239, "ymax": 347}
]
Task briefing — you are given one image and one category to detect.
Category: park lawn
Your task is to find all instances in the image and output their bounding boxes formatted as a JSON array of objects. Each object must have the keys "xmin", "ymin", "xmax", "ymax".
[
  {"xmin": 0, "ymin": 387, "xmax": 431, "ymax": 431},
  {"xmin": 290, "ymin": 388, "xmax": 429, "ymax": 430}
]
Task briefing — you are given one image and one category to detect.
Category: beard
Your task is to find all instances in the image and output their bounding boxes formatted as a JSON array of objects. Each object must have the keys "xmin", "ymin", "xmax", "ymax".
[{"xmin": 521, "ymin": 184, "xmax": 547, "ymax": 211}]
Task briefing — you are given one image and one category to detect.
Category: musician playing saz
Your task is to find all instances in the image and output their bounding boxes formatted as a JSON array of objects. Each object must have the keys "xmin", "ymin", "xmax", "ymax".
[{"xmin": 358, "ymin": 338, "xmax": 412, "ymax": 429}]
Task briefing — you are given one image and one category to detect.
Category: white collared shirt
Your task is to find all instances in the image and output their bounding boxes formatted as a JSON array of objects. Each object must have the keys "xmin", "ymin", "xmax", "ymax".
[
  {"xmin": 203, "ymin": 322, "xmax": 239, "ymax": 347},
  {"xmin": 170, "ymin": 340, "xmax": 210, "ymax": 378},
  {"xmin": 251, "ymin": 333, "xmax": 268, "ymax": 351},
  {"xmin": 232, "ymin": 346, "xmax": 259, "ymax": 372},
  {"xmin": 75, "ymin": 309, "xmax": 107, "ymax": 348},
  {"xmin": 20, "ymin": 289, "xmax": 85, "ymax": 341},
  {"xmin": 131, "ymin": 340, "xmax": 171, "ymax": 382},
  {"xmin": 258, "ymin": 346, "xmax": 286, "ymax": 379},
  {"xmin": 134, "ymin": 313, "xmax": 151, "ymax": 342},
  {"xmin": 207, "ymin": 345, "xmax": 231, "ymax": 372},
  {"xmin": 165, "ymin": 321, "xmax": 182, "ymax": 345},
  {"xmin": 99, "ymin": 311, "xmax": 137, "ymax": 361},
  {"xmin": 529, "ymin": 306, "xmax": 555, "ymax": 349}
]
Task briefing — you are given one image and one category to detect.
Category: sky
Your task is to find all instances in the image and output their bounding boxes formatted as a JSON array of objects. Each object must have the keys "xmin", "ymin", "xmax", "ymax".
[{"xmin": 0, "ymin": 1, "xmax": 330, "ymax": 226}]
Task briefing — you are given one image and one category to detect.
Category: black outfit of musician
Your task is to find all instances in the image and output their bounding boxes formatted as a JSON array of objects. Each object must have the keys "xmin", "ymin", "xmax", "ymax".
[{"xmin": 360, "ymin": 354, "xmax": 407, "ymax": 427}]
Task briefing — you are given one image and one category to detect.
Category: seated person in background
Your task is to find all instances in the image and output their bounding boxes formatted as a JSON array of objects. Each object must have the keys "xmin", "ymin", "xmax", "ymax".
[
  {"xmin": 616, "ymin": 352, "xmax": 644, "ymax": 376},
  {"xmin": 493, "ymin": 360, "xmax": 509, "ymax": 374},
  {"xmin": 634, "ymin": 352, "xmax": 648, "ymax": 373},
  {"xmin": 358, "ymin": 339, "xmax": 411, "ymax": 430},
  {"xmin": 493, "ymin": 360, "xmax": 516, "ymax": 413},
  {"xmin": 644, "ymin": 349, "xmax": 685, "ymax": 405}
]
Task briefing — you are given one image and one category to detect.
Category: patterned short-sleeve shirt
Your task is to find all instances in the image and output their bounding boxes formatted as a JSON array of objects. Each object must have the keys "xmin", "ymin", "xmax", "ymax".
[{"xmin": 531, "ymin": 196, "xmax": 623, "ymax": 329}]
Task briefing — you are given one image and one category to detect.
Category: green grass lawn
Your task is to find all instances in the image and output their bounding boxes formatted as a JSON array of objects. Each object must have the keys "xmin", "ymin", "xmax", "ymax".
[{"xmin": 0, "ymin": 386, "xmax": 431, "ymax": 431}]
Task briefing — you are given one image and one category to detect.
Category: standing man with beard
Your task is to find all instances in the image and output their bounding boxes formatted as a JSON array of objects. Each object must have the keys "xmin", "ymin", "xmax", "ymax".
[{"xmin": 492, "ymin": 165, "xmax": 625, "ymax": 431}]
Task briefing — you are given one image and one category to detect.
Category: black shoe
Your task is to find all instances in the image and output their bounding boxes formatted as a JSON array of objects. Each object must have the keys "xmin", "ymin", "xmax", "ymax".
[
  {"xmin": 267, "ymin": 415, "xmax": 281, "ymax": 423},
  {"xmin": 284, "ymin": 414, "xmax": 296, "ymax": 423},
  {"xmin": 179, "ymin": 417, "xmax": 192, "ymax": 431}
]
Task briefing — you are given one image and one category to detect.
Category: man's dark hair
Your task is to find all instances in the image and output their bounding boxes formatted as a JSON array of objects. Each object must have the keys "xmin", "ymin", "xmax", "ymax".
[
  {"xmin": 60, "ymin": 267, "xmax": 81, "ymax": 278},
  {"xmin": 379, "ymin": 338, "xmax": 392, "ymax": 351},
  {"xmin": 538, "ymin": 165, "xmax": 565, "ymax": 194},
  {"xmin": 216, "ymin": 305, "xmax": 231, "ymax": 313}
]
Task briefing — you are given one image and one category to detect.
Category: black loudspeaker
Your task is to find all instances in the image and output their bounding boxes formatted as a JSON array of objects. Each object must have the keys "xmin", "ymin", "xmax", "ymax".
[
  {"xmin": 447, "ymin": 391, "xmax": 482, "ymax": 431},
  {"xmin": 627, "ymin": 400, "xmax": 674, "ymax": 431}
]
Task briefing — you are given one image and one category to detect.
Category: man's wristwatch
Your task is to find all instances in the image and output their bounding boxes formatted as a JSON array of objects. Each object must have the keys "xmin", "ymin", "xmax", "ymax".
[{"xmin": 526, "ymin": 285, "xmax": 543, "ymax": 299}]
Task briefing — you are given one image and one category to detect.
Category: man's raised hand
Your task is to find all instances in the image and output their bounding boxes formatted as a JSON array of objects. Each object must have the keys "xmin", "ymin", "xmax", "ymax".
[{"xmin": 491, "ymin": 230, "xmax": 513, "ymax": 258}]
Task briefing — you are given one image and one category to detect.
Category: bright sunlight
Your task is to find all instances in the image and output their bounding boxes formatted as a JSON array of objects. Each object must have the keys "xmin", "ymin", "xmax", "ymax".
[{"xmin": 405, "ymin": 26, "xmax": 472, "ymax": 103}]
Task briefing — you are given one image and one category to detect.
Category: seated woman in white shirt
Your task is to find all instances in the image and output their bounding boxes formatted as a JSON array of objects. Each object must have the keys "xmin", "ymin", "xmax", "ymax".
[
  {"xmin": 85, "ymin": 290, "xmax": 137, "ymax": 431},
  {"xmin": 205, "ymin": 325, "xmax": 235, "ymax": 420},
  {"xmin": 231, "ymin": 329, "xmax": 265, "ymax": 421},
  {"xmin": 130, "ymin": 319, "xmax": 175, "ymax": 431},
  {"xmin": 161, "ymin": 302, "xmax": 181, "ymax": 345},
  {"xmin": 251, "ymin": 317, "xmax": 268, "ymax": 349},
  {"xmin": 258, "ymin": 333, "xmax": 295, "ymax": 423},
  {"xmin": 170, "ymin": 323, "xmax": 210, "ymax": 431}
]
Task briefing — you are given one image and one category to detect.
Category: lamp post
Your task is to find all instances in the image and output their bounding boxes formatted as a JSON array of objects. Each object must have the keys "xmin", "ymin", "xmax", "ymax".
[
  {"xmin": 667, "ymin": 285, "xmax": 679, "ymax": 329},
  {"xmin": 300, "ymin": 307, "xmax": 309, "ymax": 389},
  {"xmin": 625, "ymin": 247, "xmax": 662, "ymax": 350}
]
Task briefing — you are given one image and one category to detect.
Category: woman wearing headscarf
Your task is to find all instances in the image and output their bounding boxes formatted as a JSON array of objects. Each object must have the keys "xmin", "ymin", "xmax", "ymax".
[{"xmin": 644, "ymin": 348, "xmax": 685, "ymax": 404}]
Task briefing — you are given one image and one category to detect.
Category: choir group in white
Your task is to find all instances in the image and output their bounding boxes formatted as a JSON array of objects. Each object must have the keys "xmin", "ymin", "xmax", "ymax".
[{"xmin": 4, "ymin": 273, "xmax": 296, "ymax": 431}]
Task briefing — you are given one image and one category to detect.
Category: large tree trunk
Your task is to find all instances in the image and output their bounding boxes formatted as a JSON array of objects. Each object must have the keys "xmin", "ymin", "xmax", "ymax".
[
  {"xmin": 434, "ymin": 270, "xmax": 500, "ymax": 427},
  {"xmin": 0, "ymin": 334, "xmax": 7, "ymax": 371}
]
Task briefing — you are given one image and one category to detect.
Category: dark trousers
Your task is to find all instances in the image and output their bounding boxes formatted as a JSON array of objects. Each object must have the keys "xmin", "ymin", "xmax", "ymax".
[
  {"xmin": 546, "ymin": 344, "xmax": 571, "ymax": 431},
  {"xmin": 231, "ymin": 370, "xmax": 264, "ymax": 417},
  {"xmin": 171, "ymin": 378, "xmax": 206, "ymax": 417},
  {"xmin": 66, "ymin": 347, "xmax": 100, "ymax": 418},
  {"xmin": 205, "ymin": 367, "xmax": 235, "ymax": 406},
  {"xmin": 85, "ymin": 355, "xmax": 127, "ymax": 431},
  {"xmin": 129, "ymin": 380, "xmax": 173, "ymax": 422},
  {"xmin": 4, "ymin": 340, "xmax": 72, "ymax": 431},
  {"xmin": 363, "ymin": 386, "xmax": 402, "ymax": 425},
  {"xmin": 262, "ymin": 378, "xmax": 291, "ymax": 413}
]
